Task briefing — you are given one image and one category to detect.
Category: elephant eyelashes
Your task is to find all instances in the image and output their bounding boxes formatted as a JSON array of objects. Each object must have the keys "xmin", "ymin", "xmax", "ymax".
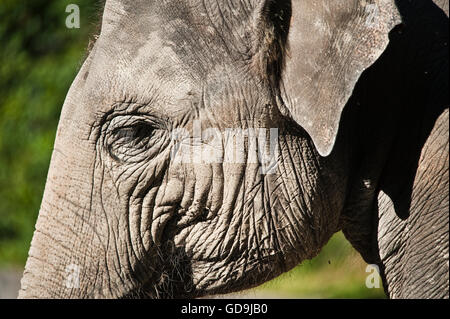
[{"xmin": 104, "ymin": 116, "xmax": 162, "ymax": 164}]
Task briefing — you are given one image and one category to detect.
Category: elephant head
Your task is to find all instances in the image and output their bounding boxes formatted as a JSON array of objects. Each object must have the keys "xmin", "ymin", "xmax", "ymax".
[{"xmin": 19, "ymin": 0, "xmax": 404, "ymax": 298}]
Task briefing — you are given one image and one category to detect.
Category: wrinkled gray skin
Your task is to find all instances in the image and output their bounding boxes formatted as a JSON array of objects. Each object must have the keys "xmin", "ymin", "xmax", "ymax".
[{"xmin": 19, "ymin": 0, "xmax": 448, "ymax": 298}]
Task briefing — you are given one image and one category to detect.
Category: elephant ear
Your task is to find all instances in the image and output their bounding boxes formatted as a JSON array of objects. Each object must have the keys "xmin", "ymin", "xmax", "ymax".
[{"xmin": 280, "ymin": 0, "xmax": 402, "ymax": 156}]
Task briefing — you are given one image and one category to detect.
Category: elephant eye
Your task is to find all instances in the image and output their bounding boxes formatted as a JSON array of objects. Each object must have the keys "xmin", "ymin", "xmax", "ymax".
[
  {"xmin": 111, "ymin": 124, "xmax": 154, "ymax": 146},
  {"xmin": 106, "ymin": 122, "xmax": 156, "ymax": 163},
  {"xmin": 102, "ymin": 114, "xmax": 170, "ymax": 164}
]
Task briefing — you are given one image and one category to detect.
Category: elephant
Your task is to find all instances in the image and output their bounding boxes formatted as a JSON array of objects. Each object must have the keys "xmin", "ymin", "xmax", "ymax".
[{"xmin": 19, "ymin": 0, "xmax": 448, "ymax": 299}]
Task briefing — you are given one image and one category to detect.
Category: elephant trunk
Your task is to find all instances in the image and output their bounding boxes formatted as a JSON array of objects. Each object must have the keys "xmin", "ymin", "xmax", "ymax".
[
  {"xmin": 17, "ymin": 86, "xmax": 139, "ymax": 297},
  {"xmin": 18, "ymin": 146, "xmax": 115, "ymax": 298}
]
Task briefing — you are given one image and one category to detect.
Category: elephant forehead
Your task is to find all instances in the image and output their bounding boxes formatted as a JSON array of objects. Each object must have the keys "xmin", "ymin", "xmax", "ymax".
[
  {"xmin": 81, "ymin": 2, "xmax": 272, "ymax": 121},
  {"xmin": 100, "ymin": 0, "xmax": 259, "ymax": 72},
  {"xmin": 89, "ymin": 4, "xmax": 191, "ymax": 104},
  {"xmin": 88, "ymin": 31, "xmax": 194, "ymax": 109},
  {"xmin": 84, "ymin": 36, "xmax": 265, "ymax": 123}
]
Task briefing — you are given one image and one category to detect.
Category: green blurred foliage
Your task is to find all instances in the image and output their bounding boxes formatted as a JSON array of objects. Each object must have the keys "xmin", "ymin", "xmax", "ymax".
[
  {"xmin": 0, "ymin": 0, "xmax": 102, "ymax": 265},
  {"xmin": 0, "ymin": 1, "xmax": 385, "ymax": 299}
]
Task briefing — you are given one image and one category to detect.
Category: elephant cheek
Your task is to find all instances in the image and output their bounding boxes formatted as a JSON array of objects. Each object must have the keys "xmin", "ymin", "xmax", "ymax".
[{"xmin": 169, "ymin": 133, "xmax": 344, "ymax": 296}]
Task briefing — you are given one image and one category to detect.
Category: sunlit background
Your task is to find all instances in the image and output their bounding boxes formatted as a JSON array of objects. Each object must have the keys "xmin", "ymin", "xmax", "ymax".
[{"xmin": 0, "ymin": 0, "xmax": 385, "ymax": 299}]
